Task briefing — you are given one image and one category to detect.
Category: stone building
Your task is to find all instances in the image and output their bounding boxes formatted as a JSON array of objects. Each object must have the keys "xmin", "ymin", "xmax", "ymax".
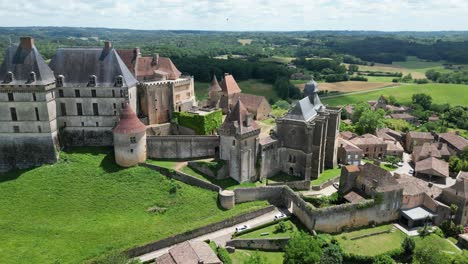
[
  {"xmin": 412, "ymin": 142, "xmax": 450, "ymax": 162},
  {"xmin": 349, "ymin": 134, "xmax": 387, "ymax": 159},
  {"xmin": 219, "ymin": 100, "xmax": 260, "ymax": 183},
  {"xmin": 389, "ymin": 113, "xmax": 417, "ymax": 124},
  {"xmin": 406, "ymin": 131, "xmax": 434, "ymax": 152},
  {"xmin": 275, "ymin": 80, "xmax": 341, "ymax": 180},
  {"xmin": 231, "ymin": 93, "xmax": 271, "ymax": 120},
  {"xmin": 337, "ymin": 137, "xmax": 363, "ymax": 165},
  {"xmin": 116, "ymin": 49, "xmax": 195, "ymax": 124},
  {"xmin": 414, "ymin": 157, "xmax": 450, "ymax": 184},
  {"xmin": 439, "ymin": 171, "xmax": 468, "ymax": 226},
  {"xmin": 156, "ymin": 241, "xmax": 221, "ymax": 264},
  {"xmin": 0, "ymin": 37, "xmax": 60, "ymax": 172},
  {"xmin": 49, "ymin": 41, "xmax": 138, "ymax": 146},
  {"xmin": 436, "ymin": 132, "xmax": 468, "ymax": 155}
]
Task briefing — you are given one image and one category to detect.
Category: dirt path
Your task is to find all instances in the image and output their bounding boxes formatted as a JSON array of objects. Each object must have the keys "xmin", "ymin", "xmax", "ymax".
[{"xmin": 174, "ymin": 161, "xmax": 187, "ymax": 171}]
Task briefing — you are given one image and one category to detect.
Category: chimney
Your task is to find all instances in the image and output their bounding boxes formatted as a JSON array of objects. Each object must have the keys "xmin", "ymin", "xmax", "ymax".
[
  {"xmin": 152, "ymin": 53, "xmax": 159, "ymax": 65},
  {"xmin": 104, "ymin": 41, "xmax": 112, "ymax": 49},
  {"xmin": 20, "ymin": 37, "xmax": 34, "ymax": 49},
  {"xmin": 133, "ymin": 48, "xmax": 140, "ymax": 57},
  {"xmin": 438, "ymin": 142, "xmax": 442, "ymax": 149},
  {"xmin": 245, "ymin": 113, "xmax": 252, "ymax": 127},
  {"xmin": 225, "ymin": 73, "xmax": 230, "ymax": 76}
]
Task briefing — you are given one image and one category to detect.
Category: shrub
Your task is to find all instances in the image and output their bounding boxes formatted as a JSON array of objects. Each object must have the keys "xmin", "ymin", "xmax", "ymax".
[
  {"xmin": 173, "ymin": 110, "xmax": 222, "ymax": 135},
  {"xmin": 216, "ymin": 247, "xmax": 232, "ymax": 264},
  {"xmin": 275, "ymin": 221, "xmax": 289, "ymax": 233},
  {"xmin": 372, "ymin": 254, "xmax": 395, "ymax": 264},
  {"xmin": 401, "ymin": 236, "xmax": 415, "ymax": 255},
  {"xmin": 169, "ymin": 179, "xmax": 180, "ymax": 194},
  {"xmin": 284, "ymin": 231, "xmax": 322, "ymax": 264}
]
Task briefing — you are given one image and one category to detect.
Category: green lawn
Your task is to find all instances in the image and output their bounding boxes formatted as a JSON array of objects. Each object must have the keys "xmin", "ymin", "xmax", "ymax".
[
  {"xmin": 146, "ymin": 159, "xmax": 178, "ymax": 169},
  {"xmin": 311, "ymin": 168, "xmax": 341, "ymax": 185},
  {"xmin": 230, "ymin": 249, "xmax": 284, "ymax": 264},
  {"xmin": 237, "ymin": 217, "xmax": 306, "ymax": 239},
  {"xmin": 334, "ymin": 224, "xmax": 406, "ymax": 256},
  {"xmin": 414, "ymin": 234, "xmax": 460, "ymax": 255},
  {"xmin": 195, "ymin": 79, "xmax": 279, "ymax": 102},
  {"xmin": 268, "ymin": 172, "xmax": 301, "ymax": 183},
  {"xmin": 322, "ymin": 83, "xmax": 468, "ymax": 107},
  {"xmin": 0, "ymin": 148, "xmax": 269, "ymax": 263},
  {"xmin": 392, "ymin": 56, "xmax": 450, "ymax": 74},
  {"xmin": 365, "ymin": 76, "xmax": 398, "ymax": 82},
  {"xmin": 181, "ymin": 165, "xmax": 261, "ymax": 190}
]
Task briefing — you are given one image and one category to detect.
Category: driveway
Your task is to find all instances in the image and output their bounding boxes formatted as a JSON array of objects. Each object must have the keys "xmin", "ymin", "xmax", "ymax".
[
  {"xmin": 137, "ymin": 207, "xmax": 288, "ymax": 262},
  {"xmin": 393, "ymin": 152, "xmax": 413, "ymax": 176}
]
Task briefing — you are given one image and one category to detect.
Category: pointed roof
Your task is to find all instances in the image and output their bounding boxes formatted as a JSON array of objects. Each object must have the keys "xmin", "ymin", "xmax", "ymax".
[
  {"xmin": 220, "ymin": 100, "xmax": 260, "ymax": 136},
  {"xmin": 0, "ymin": 37, "xmax": 55, "ymax": 85},
  {"xmin": 413, "ymin": 142, "xmax": 450, "ymax": 162},
  {"xmin": 208, "ymin": 75, "xmax": 222, "ymax": 92},
  {"xmin": 220, "ymin": 73, "xmax": 241, "ymax": 94},
  {"xmin": 113, "ymin": 103, "xmax": 146, "ymax": 134},
  {"xmin": 415, "ymin": 157, "xmax": 449, "ymax": 178}
]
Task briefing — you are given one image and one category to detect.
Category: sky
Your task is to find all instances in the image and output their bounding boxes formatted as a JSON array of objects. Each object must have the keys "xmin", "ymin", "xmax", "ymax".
[{"xmin": 1, "ymin": 0, "xmax": 468, "ymax": 31}]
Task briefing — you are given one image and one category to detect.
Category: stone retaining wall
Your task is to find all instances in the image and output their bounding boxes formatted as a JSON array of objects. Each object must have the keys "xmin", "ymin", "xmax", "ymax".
[
  {"xmin": 311, "ymin": 176, "xmax": 340, "ymax": 191},
  {"xmin": 125, "ymin": 205, "xmax": 276, "ymax": 257},
  {"xmin": 146, "ymin": 135, "xmax": 219, "ymax": 159},
  {"xmin": 226, "ymin": 238, "xmax": 290, "ymax": 251},
  {"xmin": 267, "ymin": 180, "xmax": 310, "ymax": 191}
]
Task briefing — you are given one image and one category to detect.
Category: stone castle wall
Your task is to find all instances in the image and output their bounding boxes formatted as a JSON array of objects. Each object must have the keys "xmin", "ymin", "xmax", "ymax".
[
  {"xmin": 146, "ymin": 135, "xmax": 219, "ymax": 159},
  {"xmin": 227, "ymin": 238, "xmax": 289, "ymax": 251},
  {"xmin": 61, "ymin": 127, "xmax": 114, "ymax": 146}
]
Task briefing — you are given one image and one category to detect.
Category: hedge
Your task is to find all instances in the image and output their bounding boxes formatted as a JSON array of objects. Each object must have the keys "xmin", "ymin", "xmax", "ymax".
[{"xmin": 173, "ymin": 110, "xmax": 223, "ymax": 135}]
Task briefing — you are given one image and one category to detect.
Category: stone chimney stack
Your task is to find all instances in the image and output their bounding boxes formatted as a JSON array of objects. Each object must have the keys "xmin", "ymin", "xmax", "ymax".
[
  {"xmin": 245, "ymin": 113, "xmax": 252, "ymax": 127},
  {"xmin": 20, "ymin": 37, "xmax": 34, "ymax": 49},
  {"xmin": 104, "ymin": 41, "xmax": 112, "ymax": 49},
  {"xmin": 152, "ymin": 53, "xmax": 159, "ymax": 65}
]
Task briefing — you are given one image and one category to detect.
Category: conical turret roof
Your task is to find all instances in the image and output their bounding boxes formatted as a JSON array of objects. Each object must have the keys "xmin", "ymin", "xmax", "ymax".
[
  {"xmin": 208, "ymin": 74, "xmax": 222, "ymax": 92},
  {"xmin": 113, "ymin": 103, "xmax": 146, "ymax": 134}
]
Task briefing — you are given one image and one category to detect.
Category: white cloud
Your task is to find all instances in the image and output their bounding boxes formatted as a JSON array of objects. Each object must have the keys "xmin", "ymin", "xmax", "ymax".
[{"xmin": 0, "ymin": 0, "xmax": 467, "ymax": 31}]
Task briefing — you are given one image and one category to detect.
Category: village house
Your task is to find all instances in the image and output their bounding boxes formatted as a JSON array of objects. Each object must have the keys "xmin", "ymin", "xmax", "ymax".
[
  {"xmin": 439, "ymin": 171, "xmax": 468, "ymax": 226},
  {"xmin": 436, "ymin": 132, "xmax": 468, "ymax": 155},
  {"xmin": 414, "ymin": 157, "xmax": 450, "ymax": 184},
  {"xmin": 155, "ymin": 241, "xmax": 221, "ymax": 264},
  {"xmin": 339, "ymin": 131, "xmax": 357, "ymax": 140},
  {"xmin": 385, "ymin": 139, "xmax": 404, "ymax": 158},
  {"xmin": 388, "ymin": 113, "xmax": 418, "ymax": 124},
  {"xmin": 337, "ymin": 137, "xmax": 363, "ymax": 165},
  {"xmin": 349, "ymin": 133, "xmax": 387, "ymax": 159},
  {"xmin": 412, "ymin": 142, "xmax": 451, "ymax": 162},
  {"xmin": 406, "ymin": 131, "xmax": 434, "ymax": 152}
]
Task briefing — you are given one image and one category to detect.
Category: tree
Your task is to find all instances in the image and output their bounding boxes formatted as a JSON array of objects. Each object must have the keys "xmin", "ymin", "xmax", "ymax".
[
  {"xmin": 275, "ymin": 221, "xmax": 289, "ymax": 233},
  {"xmin": 413, "ymin": 243, "xmax": 445, "ymax": 264},
  {"xmin": 450, "ymin": 204, "xmax": 459, "ymax": 220},
  {"xmin": 355, "ymin": 109, "xmax": 385, "ymax": 134},
  {"xmin": 387, "ymin": 95, "xmax": 398, "ymax": 106},
  {"xmin": 351, "ymin": 102, "xmax": 371, "ymax": 123},
  {"xmin": 372, "ymin": 254, "xmax": 395, "ymax": 264},
  {"xmin": 401, "ymin": 236, "xmax": 416, "ymax": 255},
  {"xmin": 320, "ymin": 244, "xmax": 343, "ymax": 264},
  {"xmin": 385, "ymin": 156, "xmax": 401, "ymax": 166},
  {"xmin": 284, "ymin": 231, "xmax": 322, "ymax": 264},
  {"xmin": 244, "ymin": 251, "xmax": 267, "ymax": 264},
  {"xmin": 348, "ymin": 64, "xmax": 359, "ymax": 73},
  {"xmin": 412, "ymin": 93, "xmax": 432, "ymax": 110}
]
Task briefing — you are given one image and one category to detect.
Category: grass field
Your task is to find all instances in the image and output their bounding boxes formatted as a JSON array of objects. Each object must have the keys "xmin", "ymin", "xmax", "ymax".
[
  {"xmin": 365, "ymin": 76, "xmax": 398, "ymax": 83},
  {"xmin": 238, "ymin": 39, "xmax": 253, "ymax": 45},
  {"xmin": 297, "ymin": 81, "xmax": 398, "ymax": 93},
  {"xmin": 195, "ymin": 79, "xmax": 278, "ymax": 102},
  {"xmin": 414, "ymin": 234, "xmax": 460, "ymax": 255},
  {"xmin": 260, "ymin": 56, "xmax": 295, "ymax": 64},
  {"xmin": 238, "ymin": 218, "xmax": 302, "ymax": 239},
  {"xmin": 311, "ymin": 168, "xmax": 341, "ymax": 185},
  {"xmin": 230, "ymin": 249, "xmax": 284, "ymax": 264},
  {"xmin": 322, "ymin": 83, "xmax": 468, "ymax": 107},
  {"xmin": 335, "ymin": 224, "xmax": 406, "ymax": 256},
  {"xmin": 0, "ymin": 148, "xmax": 268, "ymax": 263}
]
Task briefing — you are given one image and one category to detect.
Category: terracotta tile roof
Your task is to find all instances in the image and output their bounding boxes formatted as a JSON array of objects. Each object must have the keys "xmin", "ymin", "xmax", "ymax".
[
  {"xmin": 385, "ymin": 140, "xmax": 404, "ymax": 152},
  {"xmin": 135, "ymin": 55, "xmax": 181, "ymax": 80},
  {"xmin": 396, "ymin": 173, "xmax": 442, "ymax": 197},
  {"xmin": 413, "ymin": 142, "xmax": 450, "ymax": 162},
  {"xmin": 231, "ymin": 93, "xmax": 269, "ymax": 112},
  {"xmin": 155, "ymin": 253, "xmax": 177, "ymax": 264},
  {"xmin": 116, "ymin": 48, "xmax": 139, "ymax": 74},
  {"xmin": 375, "ymin": 128, "xmax": 402, "ymax": 141},
  {"xmin": 389, "ymin": 113, "xmax": 416, "ymax": 119},
  {"xmin": 345, "ymin": 165, "xmax": 360, "ymax": 173},
  {"xmin": 415, "ymin": 157, "xmax": 449, "ymax": 178},
  {"xmin": 339, "ymin": 131, "xmax": 357, "ymax": 140},
  {"xmin": 208, "ymin": 74, "xmax": 222, "ymax": 92},
  {"xmin": 113, "ymin": 103, "xmax": 146, "ymax": 134},
  {"xmin": 220, "ymin": 100, "xmax": 260, "ymax": 136},
  {"xmin": 438, "ymin": 132, "xmax": 468, "ymax": 152},
  {"xmin": 457, "ymin": 171, "xmax": 468, "ymax": 180},
  {"xmin": 350, "ymin": 134, "xmax": 386, "ymax": 146},
  {"xmin": 157, "ymin": 241, "xmax": 221, "ymax": 264},
  {"xmin": 407, "ymin": 131, "xmax": 434, "ymax": 140},
  {"xmin": 358, "ymin": 163, "xmax": 401, "ymax": 192},
  {"xmin": 259, "ymin": 135, "xmax": 277, "ymax": 146},
  {"xmin": 344, "ymin": 105, "xmax": 354, "ymax": 115},
  {"xmin": 368, "ymin": 100, "xmax": 377, "ymax": 106},
  {"xmin": 344, "ymin": 191, "xmax": 366, "ymax": 203},
  {"xmin": 220, "ymin": 73, "xmax": 241, "ymax": 94}
]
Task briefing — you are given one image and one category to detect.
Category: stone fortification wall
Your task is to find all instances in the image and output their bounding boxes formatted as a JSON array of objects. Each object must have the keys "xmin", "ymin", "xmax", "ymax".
[
  {"xmin": 61, "ymin": 127, "xmax": 113, "ymax": 146},
  {"xmin": 187, "ymin": 161, "xmax": 229, "ymax": 179},
  {"xmin": 125, "ymin": 205, "xmax": 275, "ymax": 257},
  {"xmin": 146, "ymin": 135, "xmax": 219, "ymax": 159},
  {"xmin": 267, "ymin": 180, "xmax": 311, "ymax": 191},
  {"xmin": 311, "ymin": 176, "xmax": 340, "ymax": 191},
  {"xmin": 227, "ymin": 238, "xmax": 289, "ymax": 251},
  {"xmin": 0, "ymin": 133, "xmax": 59, "ymax": 172},
  {"xmin": 234, "ymin": 186, "xmax": 285, "ymax": 206},
  {"xmin": 146, "ymin": 123, "xmax": 172, "ymax": 136}
]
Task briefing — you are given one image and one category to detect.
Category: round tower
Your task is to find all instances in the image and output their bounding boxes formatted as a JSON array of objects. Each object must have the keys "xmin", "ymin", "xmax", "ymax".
[{"xmin": 113, "ymin": 103, "xmax": 147, "ymax": 167}]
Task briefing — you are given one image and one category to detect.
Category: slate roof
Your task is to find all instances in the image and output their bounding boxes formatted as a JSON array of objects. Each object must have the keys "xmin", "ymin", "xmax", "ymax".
[
  {"xmin": 0, "ymin": 37, "xmax": 55, "ymax": 85},
  {"xmin": 220, "ymin": 73, "xmax": 241, "ymax": 94},
  {"xmin": 438, "ymin": 132, "xmax": 468, "ymax": 152},
  {"xmin": 220, "ymin": 100, "xmax": 260, "ymax": 136},
  {"xmin": 350, "ymin": 134, "xmax": 386, "ymax": 146},
  {"xmin": 407, "ymin": 131, "xmax": 434, "ymax": 140},
  {"xmin": 49, "ymin": 44, "xmax": 138, "ymax": 88},
  {"xmin": 415, "ymin": 157, "xmax": 449, "ymax": 178},
  {"xmin": 357, "ymin": 163, "xmax": 401, "ymax": 192},
  {"xmin": 413, "ymin": 142, "xmax": 450, "ymax": 162},
  {"xmin": 113, "ymin": 103, "xmax": 146, "ymax": 134}
]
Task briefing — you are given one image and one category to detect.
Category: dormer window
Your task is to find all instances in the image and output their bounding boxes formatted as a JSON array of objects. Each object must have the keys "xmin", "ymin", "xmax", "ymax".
[
  {"xmin": 56, "ymin": 75, "xmax": 64, "ymax": 87},
  {"xmin": 28, "ymin": 72, "xmax": 36, "ymax": 83},
  {"xmin": 4, "ymin": 71, "xmax": 14, "ymax": 83},
  {"xmin": 88, "ymin": 75, "xmax": 96, "ymax": 87},
  {"xmin": 115, "ymin": 75, "xmax": 123, "ymax": 87}
]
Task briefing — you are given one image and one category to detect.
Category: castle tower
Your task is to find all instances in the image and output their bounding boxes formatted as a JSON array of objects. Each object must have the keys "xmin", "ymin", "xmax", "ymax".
[
  {"xmin": 113, "ymin": 103, "xmax": 147, "ymax": 167},
  {"xmin": 219, "ymin": 73, "xmax": 241, "ymax": 114},
  {"xmin": 219, "ymin": 100, "xmax": 260, "ymax": 183},
  {"xmin": 208, "ymin": 74, "xmax": 222, "ymax": 107},
  {"xmin": 0, "ymin": 37, "xmax": 59, "ymax": 172}
]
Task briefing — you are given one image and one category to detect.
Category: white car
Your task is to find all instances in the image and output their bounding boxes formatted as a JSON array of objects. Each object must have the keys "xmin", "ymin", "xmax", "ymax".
[
  {"xmin": 274, "ymin": 213, "xmax": 286, "ymax": 220},
  {"xmin": 333, "ymin": 183, "xmax": 340, "ymax": 189},
  {"xmin": 397, "ymin": 162, "xmax": 404, "ymax": 167},
  {"xmin": 409, "ymin": 168, "xmax": 415, "ymax": 174},
  {"xmin": 235, "ymin": 225, "xmax": 249, "ymax": 232}
]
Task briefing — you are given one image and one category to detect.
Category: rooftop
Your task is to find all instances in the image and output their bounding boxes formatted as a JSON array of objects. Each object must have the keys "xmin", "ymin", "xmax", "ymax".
[
  {"xmin": 357, "ymin": 163, "xmax": 402, "ymax": 192},
  {"xmin": 407, "ymin": 131, "xmax": 434, "ymax": 140},
  {"xmin": 220, "ymin": 73, "xmax": 241, "ymax": 94},
  {"xmin": 113, "ymin": 104, "xmax": 146, "ymax": 134},
  {"xmin": 401, "ymin": 206, "xmax": 436, "ymax": 221},
  {"xmin": 415, "ymin": 157, "xmax": 449, "ymax": 178},
  {"xmin": 438, "ymin": 132, "xmax": 468, "ymax": 151},
  {"xmin": 350, "ymin": 134, "xmax": 386, "ymax": 146}
]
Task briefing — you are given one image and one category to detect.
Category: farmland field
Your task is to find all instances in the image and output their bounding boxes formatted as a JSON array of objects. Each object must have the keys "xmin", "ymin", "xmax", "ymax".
[
  {"xmin": 0, "ymin": 148, "xmax": 268, "ymax": 263},
  {"xmin": 238, "ymin": 38, "xmax": 253, "ymax": 45},
  {"xmin": 297, "ymin": 81, "xmax": 398, "ymax": 93},
  {"xmin": 322, "ymin": 83, "xmax": 468, "ymax": 107}
]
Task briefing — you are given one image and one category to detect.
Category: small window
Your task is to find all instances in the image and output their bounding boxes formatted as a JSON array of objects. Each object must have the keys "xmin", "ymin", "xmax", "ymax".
[
  {"xmin": 5, "ymin": 71, "xmax": 14, "ymax": 83},
  {"xmin": 35, "ymin": 107, "xmax": 40, "ymax": 121},
  {"xmin": 8, "ymin": 93, "xmax": 14, "ymax": 101},
  {"xmin": 13, "ymin": 126, "xmax": 20, "ymax": 133},
  {"xmin": 130, "ymin": 137, "xmax": 136, "ymax": 144},
  {"xmin": 91, "ymin": 90, "xmax": 96, "ymax": 98},
  {"xmin": 115, "ymin": 75, "xmax": 123, "ymax": 87},
  {"xmin": 77, "ymin": 103, "xmax": 83, "ymax": 116},
  {"xmin": 29, "ymin": 72, "xmax": 36, "ymax": 83},
  {"xmin": 113, "ymin": 103, "xmax": 116, "ymax": 109},
  {"xmin": 88, "ymin": 75, "xmax": 96, "ymax": 87},
  {"xmin": 112, "ymin": 90, "xmax": 115, "ymax": 97},
  {"xmin": 92, "ymin": 103, "xmax": 99, "ymax": 116},
  {"xmin": 60, "ymin": 103, "xmax": 67, "ymax": 116},
  {"xmin": 56, "ymin": 75, "xmax": 64, "ymax": 87},
  {"xmin": 10, "ymin": 107, "xmax": 17, "ymax": 121},
  {"xmin": 32, "ymin": 93, "xmax": 36, "ymax": 101},
  {"xmin": 37, "ymin": 126, "xmax": 42, "ymax": 133},
  {"xmin": 121, "ymin": 102, "xmax": 125, "ymax": 108},
  {"xmin": 75, "ymin": 90, "xmax": 80, "ymax": 97},
  {"xmin": 81, "ymin": 122, "xmax": 84, "ymax": 127},
  {"xmin": 96, "ymin": 122, "xmax": 99, "ymax": 127},
  {"xmin": 59, "ymin": 89, "xmax": 64, "ymax": 97},
  {"xmin": 63, "ymin": 122, "xmax": 67, "ymax": 127},
  {"xmin": 232, "ymin": 140, "xmax": 236, "ymax": 146},
  {"xmin": 120, "ymin": 90, "xmax": 123, "ymax": 97},
  {"xmin": 130, "ymin": 149, "xmax": 134, "ymax": 153}
]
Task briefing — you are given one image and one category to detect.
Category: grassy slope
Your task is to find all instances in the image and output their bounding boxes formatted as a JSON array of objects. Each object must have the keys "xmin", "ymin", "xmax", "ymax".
[
  {"xmin": 0, "ymin": 148, "xmax": 268, "ymax": 263},
  {"xmin": 334, "ymin": 224, "xmax": 406, "ymax": 256},
  {"xmin": 230, "ymin": 249, "xmax": 284, "ymax": 264},
  {"xmin": 180, "ymin": 166, "xmax": 260, "ymax": 190},
  {"xmin": 195, "ymin": 79, "xmax": 278, "ymax": 102},
  {"xmin": 311, "ymin": 168, "xmax": 341, "ymax": 185},
  {"xmin": 322, "ymin": 83, "xmax": 468, "ymax": 107},
  {"xmin": 237, "ymin": 218, "xmax": 307, "ymax": 239},
  {"xmin": 414, "ymin": 234, "xmax": 460, "ymax": 254}
]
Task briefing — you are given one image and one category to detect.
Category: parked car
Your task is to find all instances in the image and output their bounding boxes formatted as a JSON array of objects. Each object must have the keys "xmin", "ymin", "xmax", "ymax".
[
  {"xmin": 274, "ymin": 213, "xmax": 286, "ymax": 220},
  {"xmin": 333, "ymin": 183, "xmax": 340, "ymax": 189},
  {"xmin": 235, "ymin": 225, "xmax": 249, "ymax": 232},
  {"xmin": 397, "ymin": 162, "xmax": 404, "ymax": 167},
  {"xmin": 409, "ymin": 168, "xmax": 414, "ymax": 174}
]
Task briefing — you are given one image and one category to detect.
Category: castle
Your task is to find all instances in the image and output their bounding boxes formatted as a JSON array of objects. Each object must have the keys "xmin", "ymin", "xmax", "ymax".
[{"xmin": 0, "ymin": 37, "xmax": 340, "ymax": 185}]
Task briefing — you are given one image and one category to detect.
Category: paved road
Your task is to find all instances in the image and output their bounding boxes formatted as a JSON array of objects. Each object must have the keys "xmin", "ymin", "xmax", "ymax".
[
  {"xmin": 393, "ymin": 152, "xmax": 412, "ymax": 176},
  {"xmin": 137, "ymin": 207, "xmax": 287, "ymax": 263}
]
